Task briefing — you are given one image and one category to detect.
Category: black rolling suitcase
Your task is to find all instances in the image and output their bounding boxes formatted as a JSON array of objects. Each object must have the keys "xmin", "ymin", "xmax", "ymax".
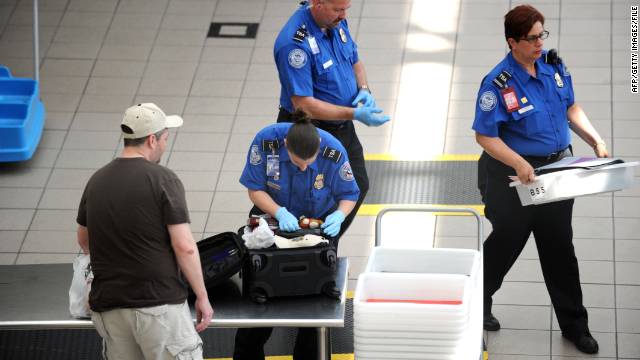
[{"xmin": 240, "ymin": 229, "xmax": 338, "ymax": 303}]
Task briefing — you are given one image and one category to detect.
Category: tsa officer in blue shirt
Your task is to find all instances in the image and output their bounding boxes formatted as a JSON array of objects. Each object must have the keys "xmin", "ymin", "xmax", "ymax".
[
  {"xmin": 273, "ymin": 0, "xmax": 390, "ymax": 240},
  {"xmin": 473, "ymin": 5, "xmax": 608, "ymax": 355},
  {"xmin": 234, "ymin": 110, "xmax": 359, "ymax": 360},
  {"xmin": 473, "ymin": 5, "xmax": 608, "ymax": 353}
]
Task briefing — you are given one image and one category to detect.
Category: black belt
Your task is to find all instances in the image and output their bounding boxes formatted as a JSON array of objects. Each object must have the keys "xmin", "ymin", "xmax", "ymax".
[
  {"xmin": 278, "ymin": 107, "xmax": 348, "ymax": 130},
  {"xmin": 522, "ymin": 146, "xmax": 572, "ymax": 163},
  {"xmin": 312, "ymin": 119, "xmax": 348, "ymax": 131}
]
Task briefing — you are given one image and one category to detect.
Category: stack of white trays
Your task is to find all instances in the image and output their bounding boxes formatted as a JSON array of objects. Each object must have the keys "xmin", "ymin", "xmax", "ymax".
[{"xmin": 354, "ymin": 247, "xmax": 482, "ymax": 360}]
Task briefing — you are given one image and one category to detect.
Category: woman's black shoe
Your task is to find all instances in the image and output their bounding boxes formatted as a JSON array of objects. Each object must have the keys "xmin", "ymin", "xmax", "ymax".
[{"xmin": 483, "ymin": 313, "xmax": 500, "ymax": 331}]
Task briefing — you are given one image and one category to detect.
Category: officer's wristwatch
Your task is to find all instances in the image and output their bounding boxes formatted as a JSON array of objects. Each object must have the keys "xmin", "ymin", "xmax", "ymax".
[{"xmin": 359, "ymin": 85, "xmax": 371, "ymax": 94}]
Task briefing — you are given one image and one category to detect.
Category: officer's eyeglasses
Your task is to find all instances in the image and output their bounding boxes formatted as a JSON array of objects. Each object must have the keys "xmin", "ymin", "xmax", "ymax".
[{"xmin": 521, "ymin": 30, "xmax": 549, "ymax": 43}]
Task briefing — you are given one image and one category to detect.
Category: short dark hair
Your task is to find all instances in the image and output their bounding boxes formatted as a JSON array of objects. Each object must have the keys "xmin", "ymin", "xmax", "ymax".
[
  {"xmin": 286, "ymin": 110, "xmax": 320, "ymax": 160},
  {"xmin": 123, "ymin": 128, "xmax": 166, "ymax": 147},
  {"xmin": 504, "ymin": 5, "xmax": 545, "ymax": 48}
]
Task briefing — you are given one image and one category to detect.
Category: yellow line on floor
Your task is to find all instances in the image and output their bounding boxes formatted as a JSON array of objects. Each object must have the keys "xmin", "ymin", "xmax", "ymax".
[
  {"xmin": 207, "ymin": 354, "xmax": 354, "ymax": 360},
  {"xmin": 364, "ymin": 153, "xmax": 480, "ymax": 161},
  {"xmin": 358, "ymin": 204, "xmax": 485, "ymax": 216}
]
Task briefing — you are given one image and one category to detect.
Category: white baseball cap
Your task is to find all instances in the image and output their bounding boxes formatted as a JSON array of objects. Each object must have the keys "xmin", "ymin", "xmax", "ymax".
[{"xmin": 121, "ymin": 103, "xmax": 183, "ymax": 139}]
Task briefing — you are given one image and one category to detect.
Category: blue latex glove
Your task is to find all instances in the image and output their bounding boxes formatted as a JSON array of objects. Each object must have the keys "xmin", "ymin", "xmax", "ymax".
[
  {"xmin": 275, "ymin": 207, "xmax": 300, "ymax": 232},
  {"xmin": 321, "ymin": 210, "xmax": 346, "ymax": 237},
  {"xmin": 351, "ymin": 89, "xmax": 376, "ymax": 108},
  {"xmin": 353, "ymin": 107, "xmax": 390, "ymax": 127}
]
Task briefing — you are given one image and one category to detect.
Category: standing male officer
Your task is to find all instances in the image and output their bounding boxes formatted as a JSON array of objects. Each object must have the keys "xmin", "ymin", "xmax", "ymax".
[{"xmin": 274, "ymin": 0, "xmax": 390, "ymax": 238}]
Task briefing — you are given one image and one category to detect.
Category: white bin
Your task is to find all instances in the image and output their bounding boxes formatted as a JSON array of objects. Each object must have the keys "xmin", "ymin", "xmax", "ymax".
[
  {"xmin": 354, "ymin": 247, "xmax": 483, "ymax": 360},
  {"xmin": 364, "ymin": 247, "xmax": 480, "ymax": 277},
  {"xmin": 510, "ymin": 161, "xmax": 639, "ymax": 206},
  {"xmin": 354, "ymin": 328, "xmax": 467, "ymax": 340},
  {"xmin": 354, "ymin": 273, "xmax": 471, "ymax": 316}
]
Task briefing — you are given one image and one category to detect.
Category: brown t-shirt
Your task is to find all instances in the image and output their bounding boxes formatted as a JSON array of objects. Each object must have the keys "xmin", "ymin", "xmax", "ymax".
[{"xmin": 77, "ymin": 157, "xmax": 190, "ymax": 312}]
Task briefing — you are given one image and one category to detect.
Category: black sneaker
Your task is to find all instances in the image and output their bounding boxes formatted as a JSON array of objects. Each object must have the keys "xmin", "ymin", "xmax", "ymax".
[
  {"xmin": 563, "ymin": 332, "xmax": 599, "ymax": 354},
  {"xmin": 483, "ymin": 313, "xmax": 500, "ymax": 331}
]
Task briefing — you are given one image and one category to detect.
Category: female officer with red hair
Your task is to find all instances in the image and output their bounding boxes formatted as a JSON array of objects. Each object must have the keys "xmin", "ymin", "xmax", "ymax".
[{"xmin": 473, "ymin": 4, "xmax": 608, "ymax": 354}]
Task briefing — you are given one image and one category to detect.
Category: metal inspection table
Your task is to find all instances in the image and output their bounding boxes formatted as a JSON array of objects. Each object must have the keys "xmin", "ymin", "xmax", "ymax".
[{"xmin": 0, "ymin": 258, "xmax": 349, "ymax": 360}]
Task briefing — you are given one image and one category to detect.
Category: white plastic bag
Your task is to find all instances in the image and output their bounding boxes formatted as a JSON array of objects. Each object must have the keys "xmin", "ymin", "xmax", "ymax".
[
  {"xmin": 242, "ymin": 217, "xmax": 275, "ymax": 249},
  {"xmin": 69, "ymin": 254, "xmax": 93, "ymax": 319}
]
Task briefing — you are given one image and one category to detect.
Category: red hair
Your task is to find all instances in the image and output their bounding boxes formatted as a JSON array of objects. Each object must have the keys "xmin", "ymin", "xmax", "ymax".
[{"xmin": 504, "ymin": 5, "xmax": 545, "ymax": 48}]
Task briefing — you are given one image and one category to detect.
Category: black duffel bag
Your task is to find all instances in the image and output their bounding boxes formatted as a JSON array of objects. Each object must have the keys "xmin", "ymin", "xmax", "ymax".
[{"xmin": 190, "ymin": 232, "xmax": 246, "ymax": 295}]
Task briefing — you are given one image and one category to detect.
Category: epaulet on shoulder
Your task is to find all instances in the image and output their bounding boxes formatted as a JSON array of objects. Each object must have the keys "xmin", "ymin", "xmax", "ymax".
[
  {"xmin": 261, "ymin": 139, "xmax": 281, "ymax": 152},
  {"xmin": 293, "ymin": 24, "xmax": 308, "ymax": 43},
  {"xmin": 490, "ymin": 70, "xmax": 512, "ymax": 89},
  {"xmin": 321, "ymin": 146, "xmax": 342, "ymax": 163}
]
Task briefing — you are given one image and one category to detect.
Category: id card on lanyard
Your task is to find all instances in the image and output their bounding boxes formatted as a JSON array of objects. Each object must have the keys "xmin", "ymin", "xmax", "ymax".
[
  {"xmin": 266, "ymin": 154, "xmax": 280, "ymax": 180},
  {"xmin": 501, "ymin": 87, "xmax": 520, "ymax": 113}
]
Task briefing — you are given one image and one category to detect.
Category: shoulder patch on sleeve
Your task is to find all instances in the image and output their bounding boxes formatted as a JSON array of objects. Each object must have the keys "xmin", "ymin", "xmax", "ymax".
[
  {"xmin": 339, "ymin": 162, "xmax": 354, "ymax": 181},
  {"xmin": 250, "ymin": 144, "xmax": 262, "ymax": 165},
  {"xmin": 479, "ymin": 90, "xmax": 498, "ymax": 112},
  {"xmin": 322, "ymin": 146, "xmax": 342, "ymax": 163},
  {"xmin": 288, "ymin": 48, "xmax": 307, "ymax": 69}
]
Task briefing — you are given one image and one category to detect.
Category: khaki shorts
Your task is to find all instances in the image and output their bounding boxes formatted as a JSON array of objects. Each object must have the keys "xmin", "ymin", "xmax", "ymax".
[{"xmin": 92, "ymin": 301, "xmax": 203, "ymax": 360}]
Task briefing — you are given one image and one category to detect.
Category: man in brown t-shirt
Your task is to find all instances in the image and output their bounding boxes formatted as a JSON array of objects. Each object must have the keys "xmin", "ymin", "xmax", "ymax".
[{"xmin": 76, "ymin": 103, "xmax": 213, "ymax": 359}]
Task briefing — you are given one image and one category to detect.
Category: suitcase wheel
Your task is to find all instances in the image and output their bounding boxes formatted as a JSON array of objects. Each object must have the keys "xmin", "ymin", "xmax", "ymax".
[
  {"xmin": 250, "ymin": 288, "xmax": 268, "ymax": 304},
  {"xmin": 321, "ymin": 281, "xmax": 341, "ymax": 299},
  {"xmin": 323, "ymin": 249, "xmax": 337, "ymax": 268},
  {"xmin": 251, "ymin": 254, "xmax": 263, "ymax": 272}
]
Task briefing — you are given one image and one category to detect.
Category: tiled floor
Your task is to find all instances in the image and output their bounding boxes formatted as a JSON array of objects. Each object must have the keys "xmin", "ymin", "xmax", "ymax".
[{"xmin": 1, "ymin": 0, "xmax": 639, "ymax": 358}]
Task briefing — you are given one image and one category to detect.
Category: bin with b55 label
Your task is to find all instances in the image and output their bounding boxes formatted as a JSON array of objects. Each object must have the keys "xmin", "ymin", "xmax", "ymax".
[{"xmin": 509, "ymin": 158, "xmax": 639, "ymax": 206}]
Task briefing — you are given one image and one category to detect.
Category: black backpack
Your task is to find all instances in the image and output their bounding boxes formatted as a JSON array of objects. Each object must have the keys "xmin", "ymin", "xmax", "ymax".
[{"xmin": 190, "ymin": 232, "xmax": 246, "ymax": 294}]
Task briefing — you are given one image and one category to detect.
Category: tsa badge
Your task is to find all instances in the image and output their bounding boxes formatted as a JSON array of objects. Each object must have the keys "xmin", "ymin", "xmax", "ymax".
[
  {"xmin": 554, "ymin": 72, "xmax": 564, "ymax": 88},
  {"xmin": 249, "ymin": 144, "xmax": 262, "ymax": 165},
  {"xmin": 314, "ymin": 174, "xmax": 324, "ymax": 190},
  {"xmin": 339, "ymin": 162, "xmax": 354, "ymax": 181},
  {"xmin": 339, "ymin": 28, "xmax": 347, "ymax": 43}
]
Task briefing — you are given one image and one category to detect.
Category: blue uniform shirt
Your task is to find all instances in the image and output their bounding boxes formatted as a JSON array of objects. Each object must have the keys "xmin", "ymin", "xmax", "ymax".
[
  {"xmin": 240, "ymin": 123, "xmax": 360, "ymax": 219},
  {"xmin": 472, "ymin": 51, "xmax": 574, "ymax": 156},
  {"xmin": 273, "ymin": 3, "xmax": 359, "ymax": 113}
]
